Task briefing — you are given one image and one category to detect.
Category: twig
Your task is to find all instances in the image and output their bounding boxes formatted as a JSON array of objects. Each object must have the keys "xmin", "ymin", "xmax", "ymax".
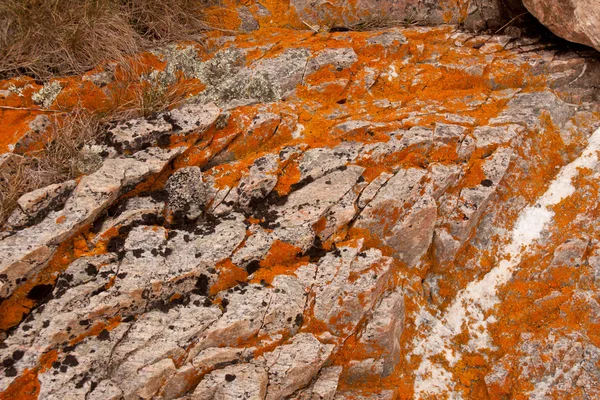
[
  {"xmin": 0, "ymin": 106, "xmax": 67, "ymax": 113},
  {"xmin": 302, "ymin": 20, "xmax": 320, "ymax": 33},
  {"xmin": 495, "ymin": 12, "xmax": 528, "ymax": 34}
]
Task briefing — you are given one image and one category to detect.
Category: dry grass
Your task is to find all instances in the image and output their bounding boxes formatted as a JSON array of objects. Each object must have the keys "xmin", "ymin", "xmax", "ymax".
[
  {"xmin": 0, "ymin": 111, "xmax": 104, "ymax": 225},
  {"xmin": 135, "ymin": 76, "xmax": 189, "ymax": 118},
  {"xmin": 0, "ymin": 0, "xmax": 211, "ymax": 80}
]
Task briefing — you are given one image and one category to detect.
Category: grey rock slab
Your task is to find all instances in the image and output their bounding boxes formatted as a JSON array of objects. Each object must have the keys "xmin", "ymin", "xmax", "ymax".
[
  {"xmin": 297, "ymin": 142, "xmax": 363, "ymax": 182},
  {"xmin": 109, "ymin": 304, "xmax": 222, "ymax": 384},
  {"xmin": 292, "ymin": 366, "xmax": 342, "ymax": 400},
  {"xmin": 166, "ymin": 103, "xmax": 221, "ymax": 135},
  {"xmin": 258, "ymin": 333, "xmax": 335, "ymax": 400},
  {"xmin": 164, "ymin": 213, "xmax": 247, "ymax": 278},
  {"xmin": 88, "ymin": 380, "xmax": 123, "ymax": 400},
  {"xmin": 231, "ymin": 224, "xmax": 274, "ymax": 268},
  {"xmin": 355, "ymin": 167, "xmax": 437, "ymax": 266},
  {"xmin": 434, "ymin": 147, "xmax": 513, "ymax": 265},
  {"xmin": 473, "ymin": 124, "xmax": 525, "ymax": 149},
  {"xmin": 191, "ymin": 363, "xmax": 268, "ymax": 400},
  {"xmin": 93, "ymin": 196, "xmax": 165, "ymax": 242},
  {"xmin": 108, "ymin": 116, "xmax": 173, "ymax": 152},
  {"xmin": 305, "ymin": 48, "xmax": 358, "ymax": 76},
  {"xmin": 310, "ymin": 240, "xmax": 394, "ymax": 338},
  {"xmin": 6, "ymin": 180, "xmax": 76, "ymax": 229},
  {"xmin": 36, "ymin": 323, "xmax": 131, "ymax": 400},
  {"xmin": 109, "ymin": 103, "xmax": 220, "ymax": 152},
  {"xmin": 346, "ymin": 288, "xmax": 405, "ymax": 380},
  {"xmin": 121, "ymin": 358, "xmax": 177, "ymax": 400},
  {"xmin": 237, "ymin": 153, "xmax": 280, "ymax": 212},
  {"xmin": 357, "ymin": 172, "xmax": 393, "ymax": 209},
  {"xmin": 272, "ymin": 165, "xmax": 364, "ymax": 230},
  {"xmin": 488, "ymin": 91, "xmax": 574, "ymax": 129}
]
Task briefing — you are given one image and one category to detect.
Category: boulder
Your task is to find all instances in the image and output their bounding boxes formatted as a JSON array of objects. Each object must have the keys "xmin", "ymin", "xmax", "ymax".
[{"xmin": 523, "ymin": 0, "xmax": 600, "ymax": 52}]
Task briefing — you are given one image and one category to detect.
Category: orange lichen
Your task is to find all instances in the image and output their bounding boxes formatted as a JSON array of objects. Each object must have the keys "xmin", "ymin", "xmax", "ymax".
[
  {"xmin": 250, "ymin": 240, "xmax": 307, "ymax": 284},
  {"xmin": 68, "ymin": 316, "xmax": 122, "ymax": 346},
  {"xmin": 0, "ymin": 368, "xmax": 40, "ymax": 400},
  {"xmin": 210, "ymin": 259, "xmax": 249, "ymax": 295}
]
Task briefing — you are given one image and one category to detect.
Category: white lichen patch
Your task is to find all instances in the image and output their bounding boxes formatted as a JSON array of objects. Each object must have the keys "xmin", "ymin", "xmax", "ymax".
[
  {"xmin": 412, "ymin": 126, "xmax": 600, "ymax": 398},
  {"xmin": 31, "ymin": 81, "xmax": 63, "ymax": 108}
]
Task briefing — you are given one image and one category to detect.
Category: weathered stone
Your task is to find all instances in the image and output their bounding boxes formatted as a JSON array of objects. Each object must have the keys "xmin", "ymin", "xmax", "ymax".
[
  {"xmin": 258, "ymin": 333, "xmax": 335, "ymax": 400},
  {"xmin": 166, "ymin": 166, "xmax": 206, "ymax": 219},
  {"xmin": 309, "ymin": 240, "xmax": 394, "ymax": 337},
  {"xmin": 355, "ymin": 168, "xmax": 436, "ymax": 266},
  {"xmin": 352, "ymin": 288, "xmax": 405, "ymax": 379},
  {"xmin": 191, "ymin": 363, "xmax": 268, "ymax": 400},
  {"xmin": 2, "ymin": 18, "xmax": 600, "ymax": 400},
  {"xmin": 523, "ymin": 0, "xmax": 600, "ymax": 52},
  {"xmin": 6, "ymin": 180, "xmax": 76, "ymax": 229},
  {"xmin": 0, "ymin": 146, "xmax": 183, "ymax": 299},
  {"xmin": 109, "ymin": 103, "xmax": 219, "ymax": 151},
  {"xmin": 434, "ymin": 147, "xmax": 512, "ymax": 265}
]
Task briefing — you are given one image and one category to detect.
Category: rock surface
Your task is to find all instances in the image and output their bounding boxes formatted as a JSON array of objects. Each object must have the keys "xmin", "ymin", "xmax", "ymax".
[
  {"xmin": 523, "ymin": 0, "xmax": 600, "ymax": 52},
  {"xmin": 1, "ymin": 12, "xmax": 600, "ymax": 400}
]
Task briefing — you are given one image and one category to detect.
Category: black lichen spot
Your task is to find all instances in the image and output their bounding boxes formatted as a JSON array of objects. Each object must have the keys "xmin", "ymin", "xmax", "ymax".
[
  {"xmin": 157, "ymin": 134, "xmax": 172, "ymax": 147},
  {"xmin": 245, "ymin": 260, "xmax": 261, "ymax": 275},
  {"xmin": 26, "ymin": 284, "xmax": 53, "ymax": 301},
  {"xmin": 294, "ymin": 313, "xmax": 304, "ymax": 327},
  {"xmin": 221, "ymin": 298, "xmax": 229, "ymax": 309},
  {"xmin": 63, "ymin": 355, "xmax": 79, "ymax": 367},
  {"xmin": 481, "ymin": 179, "xmax": 493, "ymax": 187},
  {"xmin": 106, "ymin": 236, "xmax": 126, "ymax": 254},
  {"xmin": 194, "ymin": 274, "xmax": 209, "ymax": 296},
  {"xmin": 85, "ymin": 264, "xmax": 98, "ymax": 276},
  {"xmin": 75, "ymin": 375, "xmax": 89, "ymax": 389},
  {"xmin": 225, "ymin": 374, "xmax": 236, "ymax": 382},
  {"xmin": 97, "ymin": 329, "xmax": 110, "ymax": 341},
  {"xmin": 4, "ymin": 366, "xmax": 17, "ymax": 377},
  {"xmin": 132, "ymin": 249, "xmax": 145, "ymax": 258},
  {"xmin": 12, "ymin": 350, "xmax": 24, "ymax": 361}
]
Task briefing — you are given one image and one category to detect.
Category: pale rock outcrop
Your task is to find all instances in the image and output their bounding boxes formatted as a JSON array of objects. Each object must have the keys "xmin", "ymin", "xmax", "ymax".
[
  {"xmin": 6, "ymin": 180, "xmax": 76, "ymax": 229},
  {"xmin": 1, "ymin": 19, "xmax": 600, "ymax": 400},
  {"xmin": 259, "ymin": 333, "xmax": 335, "ymax": 400},
  {"xmin": 191, "ymin": 363, "xmax": 269, "ymax": 400},
  {"xmin": 0, "ymin": 146, "xmax": 184, "ymax": 299}
]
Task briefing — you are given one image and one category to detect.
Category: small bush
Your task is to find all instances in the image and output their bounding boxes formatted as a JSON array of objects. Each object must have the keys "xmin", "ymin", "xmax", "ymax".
[{"xmin": 0, "ymin": 0, "xmax": 211, "ymax": 80}]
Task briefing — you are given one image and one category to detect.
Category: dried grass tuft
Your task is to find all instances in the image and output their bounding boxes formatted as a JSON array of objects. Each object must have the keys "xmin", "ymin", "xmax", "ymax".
[{"xmin": 0, "ymin": 0, "xmax": 212, "ymax": 80}]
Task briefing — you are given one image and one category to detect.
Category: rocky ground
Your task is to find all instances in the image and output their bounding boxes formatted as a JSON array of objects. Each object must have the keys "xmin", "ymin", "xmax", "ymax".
[{"xmin": 1, "ymin": 6, "xmax": 600, "ymax": 400}]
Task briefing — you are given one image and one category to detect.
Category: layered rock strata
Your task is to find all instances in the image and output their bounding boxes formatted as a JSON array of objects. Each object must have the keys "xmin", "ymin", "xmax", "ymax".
[{"xmin": 1, "ymin": 24, "xmax": 600, "ymax": 400}]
